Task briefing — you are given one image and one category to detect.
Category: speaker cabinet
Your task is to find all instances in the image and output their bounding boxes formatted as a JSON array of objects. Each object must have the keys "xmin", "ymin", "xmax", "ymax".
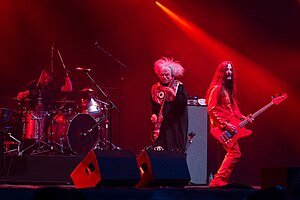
[
  {"xmin": 70, "ymin": 150, "xmax": 140, "ymax": 188},
  {"xmin": 135, "ymin": 150, "xmax": 190, "ymax": 188},
  {"xmin": 186, "ymin": 105, "xmax": 208, "ymax": 185}
]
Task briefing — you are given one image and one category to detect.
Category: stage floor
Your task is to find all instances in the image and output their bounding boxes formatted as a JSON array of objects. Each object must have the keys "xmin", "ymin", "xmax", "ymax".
[{"xmin": 0, "ymin": 184, "xmax": 259, "ymax": 200}]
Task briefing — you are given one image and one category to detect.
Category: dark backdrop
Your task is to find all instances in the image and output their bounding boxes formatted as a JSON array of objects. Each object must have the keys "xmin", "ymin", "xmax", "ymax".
[{"xmin": 0, "ymin": 0, "xmax": 299, "ymax": 186}]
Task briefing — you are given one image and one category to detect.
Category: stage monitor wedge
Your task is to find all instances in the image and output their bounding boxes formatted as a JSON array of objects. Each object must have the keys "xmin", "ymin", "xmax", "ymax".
[
  {"xmin": 70, "ymin": 149, "xmax": 140, "ymax": 188},
  {"xmin": 136, "ymin": 150, "xmax": 190, "ymax": 188}
]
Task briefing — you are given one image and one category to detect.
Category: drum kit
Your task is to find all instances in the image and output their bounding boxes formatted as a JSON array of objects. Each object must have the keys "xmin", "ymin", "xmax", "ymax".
[{"xmin": 0, "ymin": 88, "xmax": 113, "ymax": 156}]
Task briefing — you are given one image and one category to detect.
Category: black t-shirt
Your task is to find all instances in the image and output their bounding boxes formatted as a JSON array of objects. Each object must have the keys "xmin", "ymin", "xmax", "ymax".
[{"xmin": 22, "ymin": 79, "xmax": 64, "ymax": 110}]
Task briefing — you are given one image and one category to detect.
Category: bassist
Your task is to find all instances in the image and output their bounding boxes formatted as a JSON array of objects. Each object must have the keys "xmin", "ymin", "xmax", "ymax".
[{"xmin": 206, "ymin": 61, "xmax": 253, "ymax": 187}]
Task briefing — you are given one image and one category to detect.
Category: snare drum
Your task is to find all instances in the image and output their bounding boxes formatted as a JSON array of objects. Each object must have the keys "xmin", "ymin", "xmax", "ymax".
[{"xmin": 51, "ymin": 113, "xmax": 99, "ymax": 154}]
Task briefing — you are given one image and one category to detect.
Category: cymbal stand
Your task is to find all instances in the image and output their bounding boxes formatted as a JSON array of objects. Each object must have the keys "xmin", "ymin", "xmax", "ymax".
[{"xmin": 38, "ymin": 46, "xmax": 65, "ymax": 155}]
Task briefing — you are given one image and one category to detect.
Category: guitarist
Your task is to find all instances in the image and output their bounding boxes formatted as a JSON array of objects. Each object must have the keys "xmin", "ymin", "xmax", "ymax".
[
  {"xmin": 150, "ymin": 57, "xmax": 188, "ymax": 153},
  {"xmin": 206, "ymin": 61, "xmax": 253, "ymax": 187}
]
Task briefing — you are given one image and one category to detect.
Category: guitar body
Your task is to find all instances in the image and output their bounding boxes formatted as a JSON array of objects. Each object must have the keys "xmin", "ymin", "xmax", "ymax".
[
  {"xmin": 209, "ymin": 93, "xmax": 287, "ymax": 148},
  {"xmin": 210, "ymin": 117, "xmax": 252, "ymax": 148}
]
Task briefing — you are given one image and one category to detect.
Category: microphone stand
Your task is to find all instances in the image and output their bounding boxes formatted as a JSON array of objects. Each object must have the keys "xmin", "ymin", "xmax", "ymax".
[
  {"xmin": 94, "ymin": 41, "xmax": 131, "ymax": 150},
  {"xmin": 83, "ymin": 71, "xmax": 119, "ymax": 150},
  {"xmin": 94, "ymin": 42, "xmax": 131, "ymax": 71}
]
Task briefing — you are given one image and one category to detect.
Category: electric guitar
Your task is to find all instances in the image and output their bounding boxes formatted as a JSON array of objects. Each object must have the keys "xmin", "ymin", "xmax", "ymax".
[
  {"xmin": 150, "ymin": 79, "xmax": 175, "ymax": 142},
  {"xmin": 210, "ymin": 93, "xmax": 288, "ymax": 148}
]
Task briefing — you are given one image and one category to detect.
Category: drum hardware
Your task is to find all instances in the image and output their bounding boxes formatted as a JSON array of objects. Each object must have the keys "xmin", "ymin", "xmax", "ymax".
[
  {"xmin": 0, "ymin": 108, "xmax": 22, "ymax": 155},
  {"xmin": 2, "ymin": 127, "xmax": 22, "ymax": 156},
  {"xmin": 7, "ymin": 132, "xmax": 21, "ymax": 155}
]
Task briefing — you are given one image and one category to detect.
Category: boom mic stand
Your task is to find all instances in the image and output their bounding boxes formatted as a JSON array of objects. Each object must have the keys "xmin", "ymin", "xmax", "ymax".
[
  {"xmin": 94, "ymin": 41, "xmax": 131, "ymax": 150},
  {"xmin": 81, "ymin": 70, "xmax": 119, "ymax": 150}
]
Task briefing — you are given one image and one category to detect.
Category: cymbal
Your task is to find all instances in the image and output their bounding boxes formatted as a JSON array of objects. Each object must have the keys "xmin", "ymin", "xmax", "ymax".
[
  {"xmin": 79, "ymin": 88, "xmax": 96, "ymax": 93},
  {"xmin": 13, "ymin": 98, "xmax": 32, "ymax": 102},
  {"xmin": 0, "ymin": 97, "xmax": 32, "ymax": 102},
  {"xmin": 55, "ymin": 99, "xmax": 77, "ymax": 104}
]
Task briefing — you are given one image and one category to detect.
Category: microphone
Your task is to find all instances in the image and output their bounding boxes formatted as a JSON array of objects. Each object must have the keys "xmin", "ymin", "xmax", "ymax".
[{"xmin": 76, "ymin": 67, "xmax": 92, "ymax": 72}]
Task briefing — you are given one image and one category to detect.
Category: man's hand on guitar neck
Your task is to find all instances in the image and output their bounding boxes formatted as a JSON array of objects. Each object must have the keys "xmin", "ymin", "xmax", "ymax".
[{"xmin": 240, "ymin": 114, "xmax": 254, "ymax": 123}]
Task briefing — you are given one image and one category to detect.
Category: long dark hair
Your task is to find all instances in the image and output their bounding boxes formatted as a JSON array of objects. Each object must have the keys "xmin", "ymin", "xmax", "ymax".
[{"xmin": 206, "ymin": 61, "xmax": 237, "ymax": 103}]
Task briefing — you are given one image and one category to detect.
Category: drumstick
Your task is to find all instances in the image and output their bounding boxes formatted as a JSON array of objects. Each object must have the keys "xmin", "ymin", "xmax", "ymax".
[
  {"xmin": 36, "ymin": 69, "xmax": 44, "ymax": 87},
  {"xmin": 57, "ymin": 49, "xmax": 69, "ymax": 77}
]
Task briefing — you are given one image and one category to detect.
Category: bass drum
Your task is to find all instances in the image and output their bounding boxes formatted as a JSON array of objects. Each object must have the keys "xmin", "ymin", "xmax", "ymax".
[{"xmin": 51, "ymin": 113, "xmax": 99, "ymax": 154}]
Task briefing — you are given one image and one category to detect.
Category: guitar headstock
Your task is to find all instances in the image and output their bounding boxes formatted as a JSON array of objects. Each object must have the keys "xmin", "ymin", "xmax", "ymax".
[{"xmin": 272, "ymin": 93, "xmax": 288, "ymax": 105}]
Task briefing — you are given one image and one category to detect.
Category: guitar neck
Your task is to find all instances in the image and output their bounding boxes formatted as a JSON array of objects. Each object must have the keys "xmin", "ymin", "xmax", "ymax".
[
  {"xmin": 155, "ymin": 79, "xmax": 175, "ymax": 129},
  {"xmin": 252, "ymin": 102, "xmax": 274, "ymax": 118},
  {"xmin": 239, "ymin": 101, "xmax": 274, "ymax": 127}
]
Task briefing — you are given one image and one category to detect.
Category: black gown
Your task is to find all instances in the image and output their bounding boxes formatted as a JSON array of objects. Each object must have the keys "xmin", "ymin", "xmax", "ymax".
[{"xmin": 151, "ymin": 81, "xmax": 188, "ymax": 152}]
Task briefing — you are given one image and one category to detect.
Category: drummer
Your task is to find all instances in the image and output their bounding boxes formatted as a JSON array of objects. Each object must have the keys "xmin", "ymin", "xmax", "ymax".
[
  {"xmin": 16, "ymin": 67, "xmax": 73, "ymax": 141},
  {"xmin": 17, "ymin": 67, "xmax": 73, "ymax": 110}
]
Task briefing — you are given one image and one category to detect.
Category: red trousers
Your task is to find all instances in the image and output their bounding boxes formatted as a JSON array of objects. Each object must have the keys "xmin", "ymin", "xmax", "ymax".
[{"xmin": 213, "ymin": 142, "xmax": 241, "ymax": 184}]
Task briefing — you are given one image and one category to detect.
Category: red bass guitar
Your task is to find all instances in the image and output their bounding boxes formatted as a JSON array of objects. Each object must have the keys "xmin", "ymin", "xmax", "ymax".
[{"xmin": 210, "ymin": 93, "xmax": 288, "ymax": 148}]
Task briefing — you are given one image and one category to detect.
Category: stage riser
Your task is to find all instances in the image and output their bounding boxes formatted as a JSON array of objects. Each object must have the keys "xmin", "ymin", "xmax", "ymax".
[{"xmin": 0, "ymin": 155, "xmax": 83, "ymax": 184}]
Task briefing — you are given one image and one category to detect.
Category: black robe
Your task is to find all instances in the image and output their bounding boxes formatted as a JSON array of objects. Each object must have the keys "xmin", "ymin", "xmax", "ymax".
[{"xmin": 151, "ymin": 82, "xmax": 188, "ymax": 152}]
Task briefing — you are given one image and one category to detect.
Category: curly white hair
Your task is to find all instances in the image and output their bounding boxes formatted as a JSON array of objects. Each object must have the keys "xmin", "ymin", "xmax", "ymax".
[{"xmin": 154, "ymin": 57, "xmax": 185, "ymax": 78}]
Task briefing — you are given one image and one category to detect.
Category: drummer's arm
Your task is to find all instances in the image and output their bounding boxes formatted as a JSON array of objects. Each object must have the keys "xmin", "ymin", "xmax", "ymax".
[
  {"xmin": 61, "ymin": 76, "xmax": 73, "ymax": 92},
  {"xmin": 17, "ymin": 90, "xmax": 30, "ymax": 99}
]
